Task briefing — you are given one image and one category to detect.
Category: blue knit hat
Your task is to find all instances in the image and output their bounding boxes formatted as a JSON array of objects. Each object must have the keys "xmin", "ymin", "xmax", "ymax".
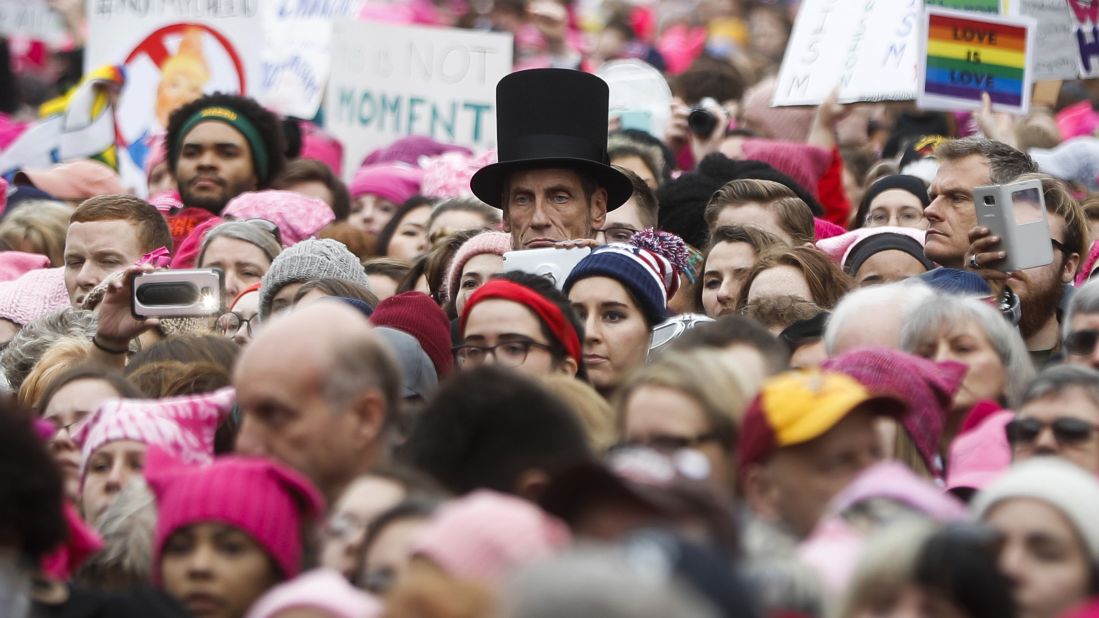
[
  {"xmin": 918, "ymin": 268, "xmax": 992, "ymax": 297},
  {"xmin": 563, "ymin": 244, "xmax": 677, "ymax": 326}
]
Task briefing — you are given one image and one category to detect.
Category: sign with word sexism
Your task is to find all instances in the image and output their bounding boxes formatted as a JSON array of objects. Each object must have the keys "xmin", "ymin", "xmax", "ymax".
[
  {"xmin": 772, "ymin": 0, "xmax": 922, "ymax": 106},
  {"xmin": 918, "ymin": 7, "xmax": 1035, "ymax": 114},
  {"xmin": 324, "ymin": 20, "xmax": 512, "ymax": 181},
  {"xmin": 1067, "ymin": 0, "xmax": 1099, "ymax": 77}
]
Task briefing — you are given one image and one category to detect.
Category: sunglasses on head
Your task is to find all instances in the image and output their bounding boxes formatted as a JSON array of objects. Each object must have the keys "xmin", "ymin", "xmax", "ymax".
[
  {"xmin": 1005, "ymin": 416, "xmax": 1099, "ymax": 446},
  {"xmin": 1065, "ymin": 329, "xmax": 1099, "ymax": 356}
]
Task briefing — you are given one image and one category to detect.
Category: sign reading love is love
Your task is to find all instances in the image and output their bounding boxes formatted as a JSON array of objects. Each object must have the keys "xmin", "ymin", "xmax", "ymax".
[{"xmin": 917, "ymin": 7, "xmax": 1035, "ymax": 114}]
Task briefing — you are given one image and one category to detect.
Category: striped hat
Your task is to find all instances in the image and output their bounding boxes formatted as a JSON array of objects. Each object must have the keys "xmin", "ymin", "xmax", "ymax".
[
  {"xmin": 72, "ymin": 387, "xmax": 236, "ymax": 479},
  {"xmin": 563, "ymin": 243, "xmax": 679, "ymax": 326}
]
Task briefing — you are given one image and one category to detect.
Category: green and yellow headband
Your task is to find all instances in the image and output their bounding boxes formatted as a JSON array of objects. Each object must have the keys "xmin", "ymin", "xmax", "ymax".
[{"xmin": 174, "ymin": 105, "xmax": 270, "ymax": 183}]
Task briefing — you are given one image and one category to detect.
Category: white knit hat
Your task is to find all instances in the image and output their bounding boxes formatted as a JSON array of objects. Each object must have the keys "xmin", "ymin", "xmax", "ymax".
[{"xmin": 972, "ymin": 458, "xmax": 1099, "ymax": 562}]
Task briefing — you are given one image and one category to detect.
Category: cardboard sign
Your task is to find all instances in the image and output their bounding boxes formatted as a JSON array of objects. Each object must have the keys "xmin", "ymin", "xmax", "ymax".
[
  {"xmin": 772, "ymin": 0, "xmax": 922, "ymax": 106},
  {"xmin": 1010, "ymin": 0, "xmax": 1078, "ymax": 79},
  {"xmin": 258, "ymin": 0, "xmax": 366, "ymax": 119},
  {"xmin": 918, "ymin": 8, "xmax": 1035, "ymax": 114},
  {"xmin": 0, "ymin": 0, "xmax": 66, "ymax": 45},
  {"xmin": 1066, "ymin": 0, "xmax": 1099, "ymax": 77},
  {"xmin": 85, "ymin": 1, "xmax": 264, "ymax": 188},
  {"xmin": 324, "ymin": 20, "xmax": 512, "ymax": 181}
]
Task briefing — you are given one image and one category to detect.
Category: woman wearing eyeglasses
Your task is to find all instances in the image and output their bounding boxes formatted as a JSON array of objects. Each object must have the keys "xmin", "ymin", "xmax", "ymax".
[
  {"xmin": 36, "ymin": 365, "xmax": 143, "ymax": 504},
  {"xmin": 197, "ymin": 220, "xmax": 282, "ymax": 299},
  {"xmin": 216, "ymin": 283, "xmax": 262, "ymax": 347},
  {"xmin": 613, "ymin": 349, "xmax": 753, "ymax": 499},
  {"xmin": 456, "ymin": 271, "xmax": 587, "ymax": 381}
]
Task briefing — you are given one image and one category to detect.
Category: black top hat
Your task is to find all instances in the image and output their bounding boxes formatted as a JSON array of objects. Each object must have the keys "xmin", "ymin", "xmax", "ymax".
[{"xmin": 470, "ymin": 69, "xmax": 633, "ymax": 211}]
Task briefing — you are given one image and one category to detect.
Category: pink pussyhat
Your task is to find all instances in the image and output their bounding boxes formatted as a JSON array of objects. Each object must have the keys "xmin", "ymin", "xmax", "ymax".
[
  {"xmin": 146, "ymin": 448, "xmax": 325, "ymax": 581},
  {"xmin": 222, "ymin": 190, "xmax": 334, "ymax": 246},
  {"xmin": 298, "ymin": 121, "xmax": 344, "ymax": 177},
  {"xmin": 246, "ymin": 568, "xmax": 382, "ymax": 618},
  {"xmin": 348, "ymin": 162, "xmax": 424, "ymax": 204},
  {"xmin": 0, "ymin": 251, "xmax": 50, "ymax": 282},
  {"xmin": 412, "ymin": 490, "xmax": 571, "ymax": 583},
  {"xmin": 0, "ymin": 266, "xmax": 69, "ymax": 327},
  {"xmin": 71, "ymin": 387, "xmax": 236, "ymax": 479},
  {"xmin": 945, "ymin": 410, "xmax": 1013, "ymax": 494}
]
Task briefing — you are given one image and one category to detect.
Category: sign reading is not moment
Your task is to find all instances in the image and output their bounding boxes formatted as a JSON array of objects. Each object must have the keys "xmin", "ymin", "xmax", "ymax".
[{"xmin": 325, "ymin": 20, "xmax": 512, "ymax": 181}]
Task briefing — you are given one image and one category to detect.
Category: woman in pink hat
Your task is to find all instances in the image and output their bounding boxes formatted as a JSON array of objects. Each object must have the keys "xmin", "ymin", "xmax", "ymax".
[
  {"xmin": 347, "ymin": 163, "xmax": 425, "ymax": 238},
  {"xmin": 148, "ymin": 451, "xmax": 325, "ymax": 618}
]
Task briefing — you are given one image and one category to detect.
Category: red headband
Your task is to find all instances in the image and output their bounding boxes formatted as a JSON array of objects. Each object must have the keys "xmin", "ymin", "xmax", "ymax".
[{"xmin": 459, "ymin": 280, "xmax": 582, "ymax": 367}]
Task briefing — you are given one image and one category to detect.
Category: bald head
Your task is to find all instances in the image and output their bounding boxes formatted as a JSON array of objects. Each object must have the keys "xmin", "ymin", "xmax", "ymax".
[{"xmin": 233, "ymin": 301, "xmax": 400, "ymax": 499}]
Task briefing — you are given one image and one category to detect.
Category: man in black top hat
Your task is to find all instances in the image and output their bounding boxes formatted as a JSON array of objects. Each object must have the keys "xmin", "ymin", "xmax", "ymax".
[{"xmin": 470, "ymin": 69, "xmax": 633, "ymax": 251}]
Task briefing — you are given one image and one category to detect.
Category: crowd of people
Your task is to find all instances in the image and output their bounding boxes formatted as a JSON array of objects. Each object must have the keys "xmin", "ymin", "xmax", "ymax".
[{"xmin": 6, "ymin": 1, "xmax": 1099, "ymax": 617}]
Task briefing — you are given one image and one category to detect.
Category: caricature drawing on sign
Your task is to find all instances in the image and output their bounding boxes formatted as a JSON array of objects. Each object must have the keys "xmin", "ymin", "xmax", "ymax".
[{"xmin": 156, "ymin": 28, "xmax": 211, "ymax": 128}]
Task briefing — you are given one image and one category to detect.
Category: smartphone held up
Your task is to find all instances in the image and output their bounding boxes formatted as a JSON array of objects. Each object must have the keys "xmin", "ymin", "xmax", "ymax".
[
  {"xmin": 972, "ymin": 179, "xmax": 1053, "ymax": 272},
  {"xmin": 131, "ymin": 269, "xmax": 225, "ymax": 319}
]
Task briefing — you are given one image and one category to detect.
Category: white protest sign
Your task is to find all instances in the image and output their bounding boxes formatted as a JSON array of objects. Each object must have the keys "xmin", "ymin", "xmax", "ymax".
[
  {"xmin": 258, "ymin": 0, "xmax": 366, "ymax": 119},
  {"xmin": 773, "ymin": 0, "xmax": 921, "ymax": 106},
  {"xmin": 1010, "ymin": 0, "xmax": 1078, "ymax": 79},
  {"xmin": 1066, "ymin": 0, "xmax": 1099, "ymax": 78},
  {"xmin": 325, "ymin": 20, "xmax": 512, "ymax": 181},
  {"xmin": 0, "ymin": 0, "xmax": 65, "ymax": 45},
  {"xmin": 85, "ymin": 1, "xmax": 265, "ymax": 181}
]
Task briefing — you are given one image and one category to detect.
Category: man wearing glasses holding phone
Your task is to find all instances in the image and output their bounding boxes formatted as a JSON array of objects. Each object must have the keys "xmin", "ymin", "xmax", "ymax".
[{"xmin": 1007, "ymin": 365, "xmax": 1099, "ymax": 475}]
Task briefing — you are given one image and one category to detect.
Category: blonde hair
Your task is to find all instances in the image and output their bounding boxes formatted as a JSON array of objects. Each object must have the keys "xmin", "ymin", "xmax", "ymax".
[
  {"xmin": 541, "ymin": 376, "xmax": 616, "ymax": 453},
  {"xmin": 615, "ymin": 349, "xmax": 755, "ymax": 441},
  {"xmin": 18, "ymin": 336, "xmax": 93, "ymax": 408},
  {"xmin": 0, "ymin": 200, "xmax": 73, "ymax": 266}
]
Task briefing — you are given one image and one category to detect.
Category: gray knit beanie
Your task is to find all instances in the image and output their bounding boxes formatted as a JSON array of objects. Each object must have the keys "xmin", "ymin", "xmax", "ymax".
[{"xmin": 259, "ymin": 238, "xmax": 371, "ymax": 318}]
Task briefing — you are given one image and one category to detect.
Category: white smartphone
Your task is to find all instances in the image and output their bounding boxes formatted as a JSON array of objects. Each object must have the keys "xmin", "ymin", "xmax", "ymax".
[
  {"xmin": 502, "ymin": 247, "xmax": 591, "ymax": 289},
  {"xmin": 972, "ymin": 179, "xmax": 1053, "ymax": 272},
  {"xmin": 131, "ymin": 269, "xmax": 224, "ymax": 319}
]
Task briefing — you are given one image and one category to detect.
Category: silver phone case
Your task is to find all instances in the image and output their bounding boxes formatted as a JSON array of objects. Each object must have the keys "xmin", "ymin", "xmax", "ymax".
[
  {"xmin": 131, "ymin": 269, "xmax": 225, "ymax": 319},
  {"xmin": 972, "ymin": 179, "xmax": 1053, "ymax": 272}
]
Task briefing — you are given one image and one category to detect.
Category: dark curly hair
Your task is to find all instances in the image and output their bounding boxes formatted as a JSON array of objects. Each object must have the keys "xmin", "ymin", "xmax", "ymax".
[{"xmin": 165, "ymin": 92, "xmax": 287, "ymax": 188}]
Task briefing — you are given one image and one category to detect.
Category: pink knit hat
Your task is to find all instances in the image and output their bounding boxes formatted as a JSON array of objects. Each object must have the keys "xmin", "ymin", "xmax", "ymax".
[
  {"xmin": 246, "ymin": 568, "xmax": 382, "ymax": 618},
  {"xmin": 361, "ymin": 135, "xmax": 471, "ymax": 168},
  {"xmin": 15, "ymin": 160, "xmax": 124, "ymax": 201},
  {"xmin": 348, "ymin": 163, "xmax": 424, "ymax": 203},
  {"xmin": 813, "ymin": 217, "xmax": 846, "ymax": 241},
  {"xmin": 822, "ymin": 348, "xmax": 966, "ymax": 477},
  {"xmin": 740, "ymin": 139, "xmax": 831, "ymax": 198},
  {"xmin": 0, "ymin": 251, "xmax": 50, "ymax": 282},
  {"xmin": 0, "ymin": 266, "xmax": 69, "ymax": 326},
  {"xmin": 0, "ymin": 176, "xmax": 7, "ymax": 216},
  {"xmin": 816, "ymin": 226, "xmax": 928, "ymax": 268},
  {"xmin": 146, "ymin": 449, "xmax": 325, "ymax": 580},
  {"xmin": 741, "ymin": 77, "xmax": 816, "ymax": 143},
  {"xmin": 412, "ymin": 490, "xmax": 571, "ymax": 583},
  {"xmin": 421, "ymin": 149, "xmax": 498, "ymax": 199},
  {"xmin": 946, "ymin": 410, "xmax": 1013, "ymax": 493},
  {"xmin": 222, "ymin": 190, "xmax": 334, "ymax": 246},
  {"xmin": 299, "ymin": 121, "xmax": 344, "ymax": 177},
  {"xmin": 144, "ymin": 131, "xmax": 168, "ymax": 181},
  {"xmin": 72, "ymin": 387, "xmax": 237, "ymax": 479},
  {"xmin": 445, "ymin": 231, "xmax": 512, "ymax": 302},
  {"xmin": 1076, "ymin": 239, "xmax": 1099, "ymax": 287}
]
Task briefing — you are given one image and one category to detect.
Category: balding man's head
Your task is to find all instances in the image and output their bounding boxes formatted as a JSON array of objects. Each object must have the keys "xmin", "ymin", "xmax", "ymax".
[{"xmin": 234, "ymin": 301, "xmax": 400, "ymax": 500}]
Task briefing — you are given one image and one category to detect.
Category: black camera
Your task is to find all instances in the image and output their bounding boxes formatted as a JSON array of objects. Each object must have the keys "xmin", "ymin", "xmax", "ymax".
[{"xmin": 687, "ymin": 107, "xmax": 718, "ymax": 137}]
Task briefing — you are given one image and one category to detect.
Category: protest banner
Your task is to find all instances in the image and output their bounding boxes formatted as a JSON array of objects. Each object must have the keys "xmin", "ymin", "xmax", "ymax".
[
  {"xmin": 325, "ymin": 20, "xmax": 512, "ymax": 181},
  {"xmin": 772, "ymin": 0, "xmax": 922, "ymax": 106},
  {"xmin": 1067, "ymin": 0, "xmax": 1099, "ymax": 77},
  {"xmin": 918, "ymin": 8, "xmax": 1035, "ymax": 114},
  {"xmin": 0, "ymin": 0, "xmax": 66, "ymax": 45},
  {"xmin": 259, "ymin": 0, "xmax": 366, "ymax": 119},
  {"xmin": 84, "ymin": 1, "xmax": 265, "ymax": 190},
  {"xmin": 1009, "ymin": 0, "xmax": 1078, "ymax": 79}
]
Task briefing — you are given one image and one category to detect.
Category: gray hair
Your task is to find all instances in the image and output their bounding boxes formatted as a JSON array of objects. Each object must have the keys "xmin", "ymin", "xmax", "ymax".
[
  {"xmin": 325, "ymin": 331, "xmax": 403, "ymax": 427},
  {"xmin": 1064, "ymin": 278, "xmax": 1099, "ymax": 341},
  {"xmin": 823, "ymin": 281, "xmax": 936, "ymax": 355},
  {"xmin": 76, "ymin": 478, "xmax": 157, "ymax": 590},
  {"xmin": 934, "ymin": 137, "xmax": 1038, "ymax": 185},
  {"xmin": 196, "ymin": 221, "xmax": 283, "ymax": 267},
  {"xmin": 900, "ymin": 294, "xmax": 1034, "ymax": 407},
  {"xmin": 1020, "ymin": 364, "xmax": 1099, "ymax": 409},
  {"xmin": 501, "ymin": 546, "xmax": 719, "ymax": 618},
  {"xmin": 1, "ymin": 309, "xmax": 97, "ymax": 391}
]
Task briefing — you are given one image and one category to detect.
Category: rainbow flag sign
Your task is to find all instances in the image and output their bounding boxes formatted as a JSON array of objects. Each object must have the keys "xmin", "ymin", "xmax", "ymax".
[{"xmin": 918, "ymin": 7, "xmax": 1036, "ymax": 114}]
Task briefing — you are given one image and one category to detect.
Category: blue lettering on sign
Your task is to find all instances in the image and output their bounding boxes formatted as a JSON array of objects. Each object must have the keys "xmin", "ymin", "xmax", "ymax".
[
  {"xmin": 335, "ymin": 87, "xmax": 493, "ymax": 143},
  {"xmin": 1078, "ymin": 25, "xmax": 1099, "ymax": 74}
]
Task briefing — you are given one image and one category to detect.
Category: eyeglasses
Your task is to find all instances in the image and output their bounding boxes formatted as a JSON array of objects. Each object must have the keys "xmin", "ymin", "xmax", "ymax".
[
  {"xmin": 595, "ymin": 224, "xmax": 640, "ymax": 244},
  {"xmin": 45, "ymin": 415, "xmax": 87, "ymax": 439},
  {"xmin": 1006, "ymin": 417, "xmax": 1099, "ymax": 446},
  {"xmin": 612, "ymin": 431, "xmax": 722, "ymax": 454},
  {"xmin": 1052, "ymin": 238, "xmax": 1065, "ymax": 253},
  {"xmin": 1065, "ymin": 329, "xmax": 1099, "ymax": 356},
  {"xmin": 216, "ymin": 311, "xmax": 260, "ymax": 337},
  {"xmin": 452, "ymin": 338, "xmax": 553, "ymax": 368}
]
